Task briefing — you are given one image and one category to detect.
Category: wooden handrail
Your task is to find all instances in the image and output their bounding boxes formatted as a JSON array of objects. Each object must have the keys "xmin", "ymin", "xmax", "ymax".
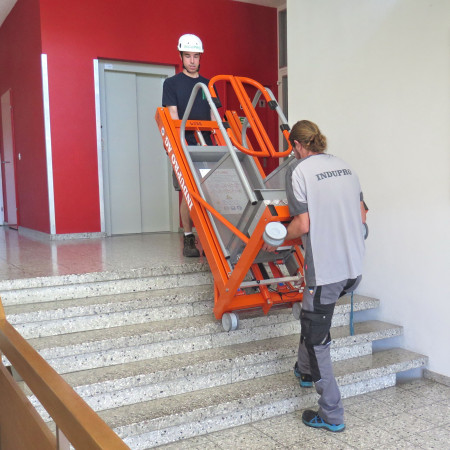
[
  {"xmin": 0, "ymin": 296, "xmax": 129, "ymax": 449},
  {"xmin": 0, "ymin": 362, "xmax": 56, "ymax": 449}
]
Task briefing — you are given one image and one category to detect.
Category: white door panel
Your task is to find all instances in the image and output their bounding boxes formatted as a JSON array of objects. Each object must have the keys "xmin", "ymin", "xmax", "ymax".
[
  {"xmin": 104, "ymin": 71, "xmax": 142, "ymax": 234},
  {"xmin": 136, "ymin": 74, "xmax": 171, "ymax": 232}
]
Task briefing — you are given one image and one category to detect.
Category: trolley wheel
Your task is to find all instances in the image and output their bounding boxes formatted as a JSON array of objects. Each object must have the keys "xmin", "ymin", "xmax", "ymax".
[
  {"xmin": 292, "ymin": 302, "xmax": 302, "ymax": 320},
  {"xmin": 222, "ymin": 312, "xmax": 239, "ymax": 332}
]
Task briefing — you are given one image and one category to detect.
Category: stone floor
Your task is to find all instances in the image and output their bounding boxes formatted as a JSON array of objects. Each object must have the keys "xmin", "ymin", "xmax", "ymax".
[
  {"xmin": 1, "ymin": 227, "xmax": 449, "ymax": 449},
  {"xmin": 0, "ymin": 227, "xmax": 196, "ymax": 281},
  {"xmin": 159, "ymin": 378, "xmax": 450, "ymax": 450}
]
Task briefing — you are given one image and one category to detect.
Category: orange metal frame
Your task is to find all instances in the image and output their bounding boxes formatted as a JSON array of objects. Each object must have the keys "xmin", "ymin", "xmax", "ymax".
[{"xmin": 155, "ymin": 76, "xmax": 304, "ymax": 321}]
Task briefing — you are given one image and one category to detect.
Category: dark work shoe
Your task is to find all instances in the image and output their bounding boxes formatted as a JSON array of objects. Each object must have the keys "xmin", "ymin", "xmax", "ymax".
[
  {"xmin": 302, "ymin": 410, "xmax": 345, "ymax": 432},
  {"xmin": 183, "ymin": 234, "xmax": 200, "ymax": 257},
  {"xmin": 294, "ymin": 362, "xmax": 313, "ymax": 387}
]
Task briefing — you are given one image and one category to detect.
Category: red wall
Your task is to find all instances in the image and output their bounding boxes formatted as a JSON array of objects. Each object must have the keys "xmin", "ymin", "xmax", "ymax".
[
  {"xmin": 0, "ymin": 0, "xmax": 50, "ymax": 232},
  {"xmin": 37, "ymin": 0, "xmax": 278, "ymax": 233}
]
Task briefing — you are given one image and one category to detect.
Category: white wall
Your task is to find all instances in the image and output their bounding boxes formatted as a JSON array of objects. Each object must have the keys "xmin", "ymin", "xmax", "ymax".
[{"xmin": 287, "ymin": 0, "xmax": 450, "ymax": 377}]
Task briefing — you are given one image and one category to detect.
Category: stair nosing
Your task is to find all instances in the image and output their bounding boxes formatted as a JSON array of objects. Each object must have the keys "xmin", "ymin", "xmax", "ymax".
[
  {"xmin": 24, "ymin": 320, "xmax": 403, "ymax": 379},
  {"xmin": 0, "ymin": 263, "xmax": 211, "ymax": 292},
  {"xmin": 5, "ymin": 284, "xmax": 214, "ymax": 319},
  {"xmin": 9, "ymin": 294, "xmax": 379, "ymax": 341},
  {"xmin": 6, "ymin": 292, "xmax": 377, "ymax": 321},
  {"xmin": 27, "ymin": 311, "xmax": 397, "ymax": 354}
]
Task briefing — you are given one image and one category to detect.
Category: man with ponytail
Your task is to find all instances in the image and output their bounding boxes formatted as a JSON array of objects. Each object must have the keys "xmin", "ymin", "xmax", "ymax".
[{"xmin": 264, "ymin": 120, "xmax": 367, "ymax": 432}]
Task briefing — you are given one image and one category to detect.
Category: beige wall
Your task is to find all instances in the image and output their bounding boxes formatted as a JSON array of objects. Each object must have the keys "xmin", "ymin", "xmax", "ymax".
[{"xmin": 287, "ymin": 0, "xmax": 450, "ymax": 377}]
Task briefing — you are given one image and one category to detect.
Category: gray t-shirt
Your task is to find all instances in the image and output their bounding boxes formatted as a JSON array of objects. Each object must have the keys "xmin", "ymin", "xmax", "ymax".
[{"xmin": 286, "ymin": 153, "xmax": 365, "ymax": 286}]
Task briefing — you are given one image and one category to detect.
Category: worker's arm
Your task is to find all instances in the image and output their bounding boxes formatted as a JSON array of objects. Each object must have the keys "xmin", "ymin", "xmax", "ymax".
[
  {"xmin": 360, "ymin": 201, "xmax": 367, "ymax": 224},
  {"xmin": 286, "ymin": 212, "xmax": 310, "ymax": 240},
  {"xmin": 167, "ymin": 106, "xmax": 179, "ymax": 120},
  {"xmin": 263, "ymin": 212, "xmax": 310, "ymax": 252}
]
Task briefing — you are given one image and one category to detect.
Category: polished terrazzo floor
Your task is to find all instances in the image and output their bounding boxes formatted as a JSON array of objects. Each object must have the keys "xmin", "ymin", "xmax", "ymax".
[
  {"xmin": 1, "ymin": 227, "xmax": 449, "ymax": 449},
  {"xmin": 0, "ymin": 227, "xmax": 198, "ymax": 281}
]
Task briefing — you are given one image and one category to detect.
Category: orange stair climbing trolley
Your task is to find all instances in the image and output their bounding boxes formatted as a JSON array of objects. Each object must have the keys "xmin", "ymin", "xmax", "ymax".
[{"xmin": 155, "ymin": 75, "xmax": 304, "ymax": 331}]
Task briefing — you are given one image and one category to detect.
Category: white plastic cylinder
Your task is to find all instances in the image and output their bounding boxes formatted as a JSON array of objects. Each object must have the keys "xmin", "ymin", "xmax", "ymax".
[{"xmin": 263, "ymin": 222, "xmax": 287, "ymax": 247}]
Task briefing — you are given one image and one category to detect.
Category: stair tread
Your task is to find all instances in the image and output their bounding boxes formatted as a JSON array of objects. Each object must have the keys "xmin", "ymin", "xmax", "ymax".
[
  {"xmin": 7, "ymin": 293, "xmax": 379, "ymax": 341},
  {"xmin": 26, "ymin": 320, "xmax": 401, "ymax": 386},
  {"xmin": 20, "ymin": 293, "xmax": 377, "ymax": 341},
  {"xmin": 6, "ymin": 292, "xmax": 378, "ymax": 320},
  {"xmin": 26, "ymin": 303, "xmax": 398, "ymax": 352},
  {"xmin": 60, "ymin": 334, "xmax": 299, "ymax": 387},
  {"xmin": 27, "ymin": 309, "xmax": 295, "ymax": 353},
  {"xmin": 0, "ymin": 263, "xmax": 210, "ymax": 292},
  {"xmin": 100, "ymin": 348, "xmax": 426, "ymax": 432},
  {"xmin": 5, "ymin": 284, "xmax": 214, "ymax": 318},
  {"xmin": 1, "ymin": 263, "xmax": 427, "ymax": 449},
  {"xmin": 333, "ymin": 347, "xmax": 427, "ymax": 379},
  {"xmin": 59, "ymin": 319, "xmax": 401, "ymax": 389}
]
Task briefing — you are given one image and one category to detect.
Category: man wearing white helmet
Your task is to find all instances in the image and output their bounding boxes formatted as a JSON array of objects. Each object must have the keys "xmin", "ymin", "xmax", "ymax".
[{"xmin": 163, "ymin": 34, "xmax": 213, "ymax": 257}]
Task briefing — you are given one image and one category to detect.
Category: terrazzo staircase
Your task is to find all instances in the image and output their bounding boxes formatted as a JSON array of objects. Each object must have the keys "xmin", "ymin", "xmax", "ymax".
[{"xmin": 0, "ymin": 262, "xmax": 427, "ymax": 449}]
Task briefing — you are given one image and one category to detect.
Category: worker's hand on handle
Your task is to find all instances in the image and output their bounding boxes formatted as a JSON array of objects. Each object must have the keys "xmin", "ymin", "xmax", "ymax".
[
  {"xmin": 262, "ymin": 243, "xmax": 278, "ymax": 253},
  {"xmin": 262, "ymin": 222, "xmax": 288, "ymax": 253}
]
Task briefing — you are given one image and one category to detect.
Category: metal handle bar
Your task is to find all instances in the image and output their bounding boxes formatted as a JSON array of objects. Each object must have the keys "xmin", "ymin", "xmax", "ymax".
[
  {"xmin": 240, "ymin": 273, "xmax": 303, "ymax": 288},
  {"xmin": 241, "ymin": 90, "xmax": 262, "ymax": 147},
  {"xmin": 209, "ymin": 75, "xmax": 292, "ymax": 158},
  {"xmin": 264, "ymin": 87, "xmax": 292, "ymax": 157},
  {"xmin": 180, "ymin": 82, "xmax": 258, "ymax": 205},
  {"xmin": 225, "ymin": 128, "xmax": 270, "ymax": 157}
]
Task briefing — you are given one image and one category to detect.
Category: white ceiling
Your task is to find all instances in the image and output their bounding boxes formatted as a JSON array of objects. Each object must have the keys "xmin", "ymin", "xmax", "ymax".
[
  {"xmin": 0, "ymin": 0, "xmax": 16, "ymax": 27},
  {"xmin": 0, "ymin": 0, "xmax": 284, "ymax": 29}
]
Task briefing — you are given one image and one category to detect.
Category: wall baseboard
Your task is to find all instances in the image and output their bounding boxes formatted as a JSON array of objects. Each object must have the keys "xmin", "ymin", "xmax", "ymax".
[
  {"xmin": 424, "ymin": 369, "xmax": 450, "ymax": 387},
  {"xmin": 19, "ymin": 227, "xmax": 106, "ymax": 241}
]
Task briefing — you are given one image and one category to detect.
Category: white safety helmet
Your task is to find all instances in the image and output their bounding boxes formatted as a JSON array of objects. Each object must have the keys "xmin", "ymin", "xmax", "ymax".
[{"xmin": 178, "ymin": 34, "xmax": 204, "ymax": 53}]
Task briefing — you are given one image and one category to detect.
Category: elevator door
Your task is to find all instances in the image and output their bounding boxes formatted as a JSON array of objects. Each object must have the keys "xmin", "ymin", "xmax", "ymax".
[{"xmin": 98, "ymin": 61, "xmax": 175, "ymax": 235}]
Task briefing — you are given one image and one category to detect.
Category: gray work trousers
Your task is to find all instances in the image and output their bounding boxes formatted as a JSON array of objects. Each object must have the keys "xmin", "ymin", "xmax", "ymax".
[{"xmin": 297, "ymin": 275, "xmax": 361, "ymax": 424}]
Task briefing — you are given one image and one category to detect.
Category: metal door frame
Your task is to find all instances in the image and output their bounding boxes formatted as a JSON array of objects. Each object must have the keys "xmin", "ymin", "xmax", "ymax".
[{"xmin": 0, "ymin": 89, "xmax": 19, "ymax": 228}]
